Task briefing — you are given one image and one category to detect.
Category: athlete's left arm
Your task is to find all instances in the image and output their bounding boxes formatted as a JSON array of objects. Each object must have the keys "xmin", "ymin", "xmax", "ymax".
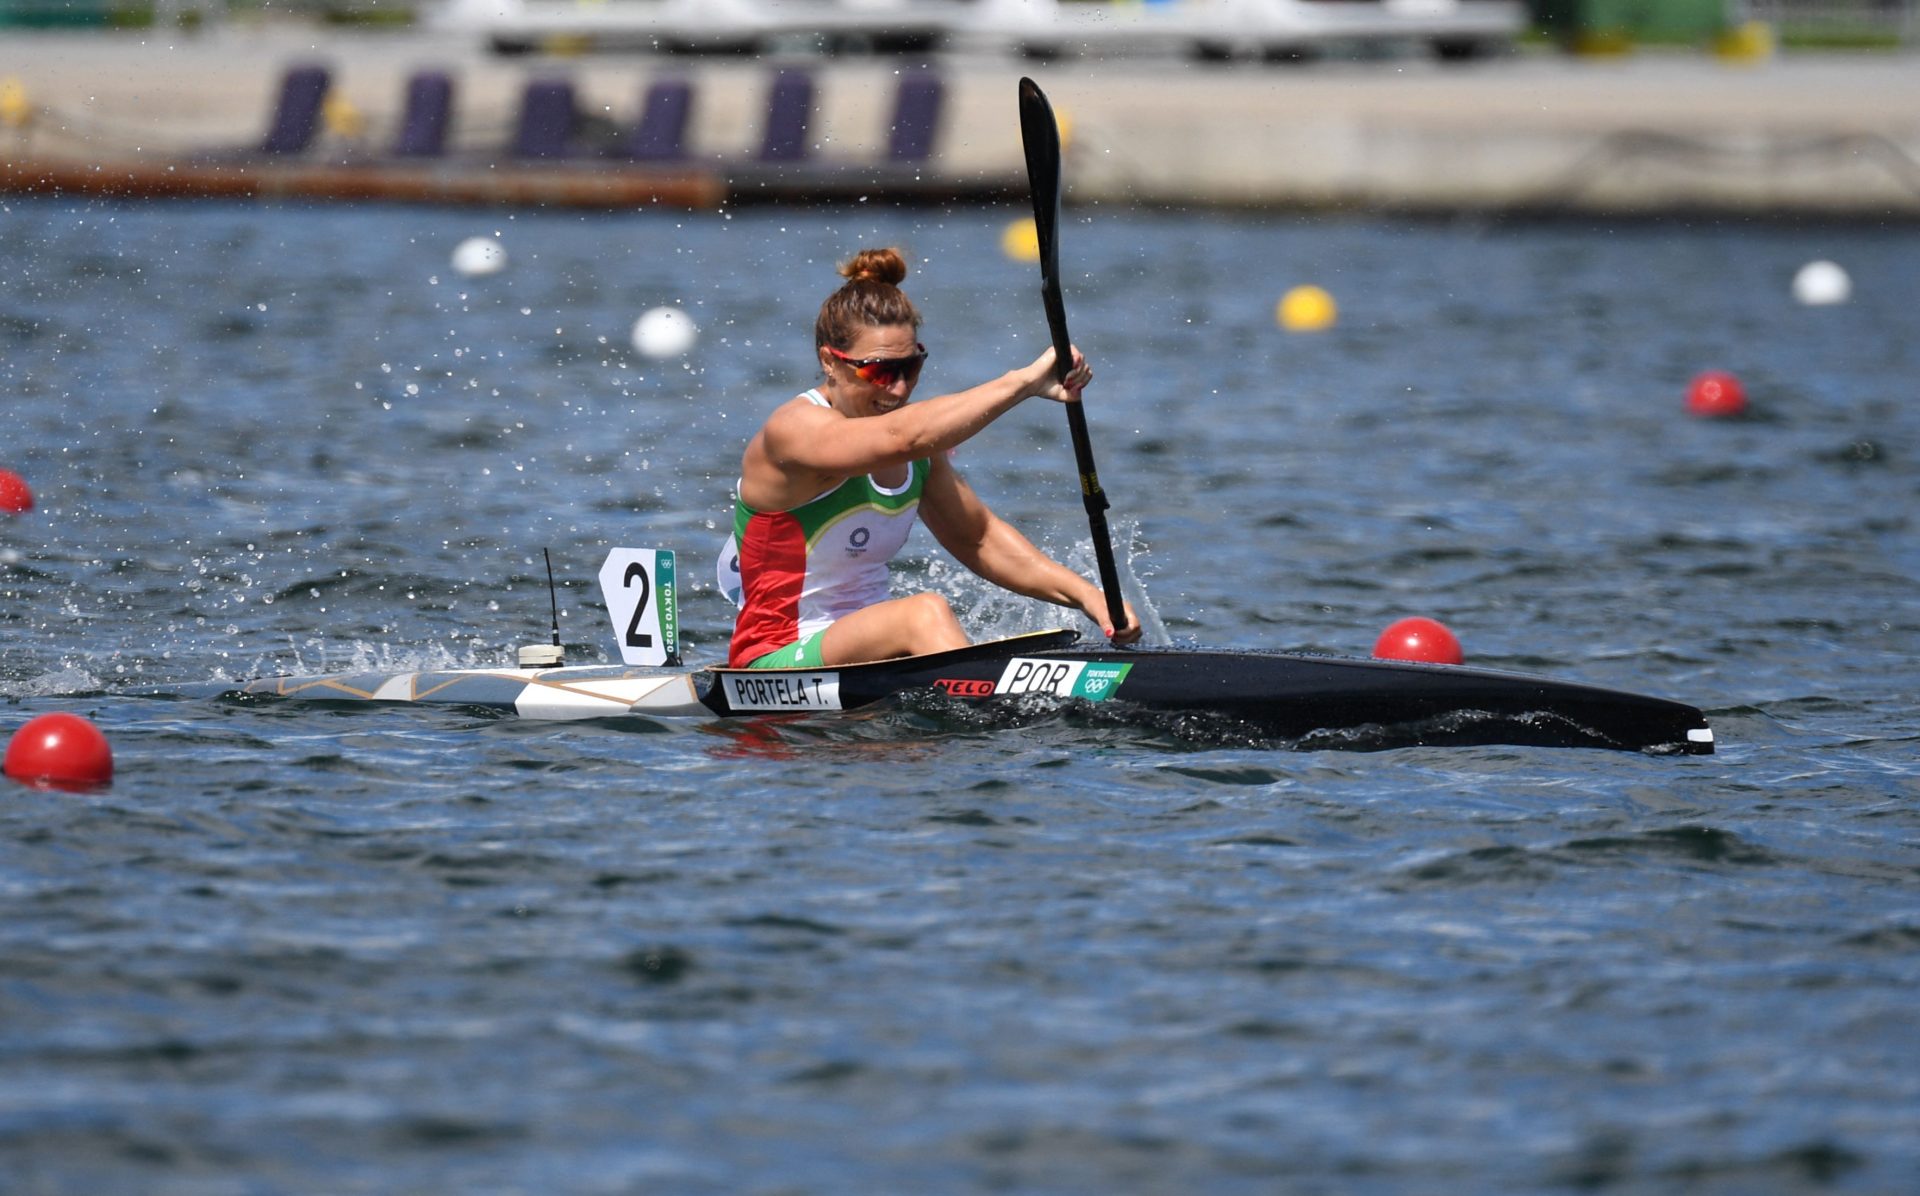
[{"xmin": 920, "ymin": 455, "xmax": 1141, "ymax": 642}]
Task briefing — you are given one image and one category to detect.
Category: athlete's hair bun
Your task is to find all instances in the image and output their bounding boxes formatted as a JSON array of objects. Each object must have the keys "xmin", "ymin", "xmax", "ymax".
[
  {"xmin": 816, "ymin": 246, "xmax": 920, "ymax": 348},
  {"xmin": 838, "ymin": 247, "xmax": 909, "ymax": 288}
]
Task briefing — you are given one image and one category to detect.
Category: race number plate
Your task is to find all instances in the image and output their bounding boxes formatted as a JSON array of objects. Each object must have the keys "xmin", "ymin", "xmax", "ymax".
[{"xmin": 598, "ymin": 548, "xmax": 680, "ymax": 667}]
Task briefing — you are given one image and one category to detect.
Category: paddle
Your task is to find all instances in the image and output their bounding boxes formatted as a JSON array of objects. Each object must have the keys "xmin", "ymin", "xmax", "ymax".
[{"xmin": 1017, "ymin": 76, "xmax": 1128, "ymax": 639}]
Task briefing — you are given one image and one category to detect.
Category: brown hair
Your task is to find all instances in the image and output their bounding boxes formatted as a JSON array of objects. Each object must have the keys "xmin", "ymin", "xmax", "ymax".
[{"xmin": 814, "ymin": 247, "xmax": 922, "ymax": 350}]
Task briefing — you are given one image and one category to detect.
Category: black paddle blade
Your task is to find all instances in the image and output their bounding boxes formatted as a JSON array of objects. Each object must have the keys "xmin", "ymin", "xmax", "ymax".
[{"xmin": 1018, "ymin": 77, "xmax": 1073, "ymax": 381}]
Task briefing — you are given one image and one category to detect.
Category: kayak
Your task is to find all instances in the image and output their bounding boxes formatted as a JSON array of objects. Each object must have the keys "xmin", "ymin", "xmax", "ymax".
[
  {"xmin": 227, "ymin": 626, "xmax": 1714, "ymax": 755},
  {"xmin": 208, "ymin": 83, "xmax": 1719, "ymax": 759}
]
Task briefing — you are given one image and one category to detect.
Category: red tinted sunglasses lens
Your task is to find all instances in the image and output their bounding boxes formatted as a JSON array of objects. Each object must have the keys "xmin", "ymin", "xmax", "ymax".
[
  {"xmin": 832, "ymin": 344, "xmax": 927, "ymax": 387},
  {"xmin": 856, "ymin": 353, "xmax": 923, "ymax": 387}
]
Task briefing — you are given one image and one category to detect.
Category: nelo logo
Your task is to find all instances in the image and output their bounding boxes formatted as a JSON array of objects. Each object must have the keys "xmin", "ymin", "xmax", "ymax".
[{"xmin": 935, "ymin": 678, "xmax": 996, "ymax": 698}]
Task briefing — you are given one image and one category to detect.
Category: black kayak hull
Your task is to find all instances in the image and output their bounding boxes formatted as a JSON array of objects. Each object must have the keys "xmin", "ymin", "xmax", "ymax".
[
  {"xmin": 702, "ymin": 633, "xmax": 1713, "ymax": 755},
  {"xmin": 217, "ymin": 630, "xmax": 1711, "ymax": 754}
]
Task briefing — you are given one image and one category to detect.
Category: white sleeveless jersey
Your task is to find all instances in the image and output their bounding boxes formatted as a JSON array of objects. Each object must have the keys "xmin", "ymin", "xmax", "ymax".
[{"xmin": 727, "ymin": 391, "xmax": 929, "ymax": 666}]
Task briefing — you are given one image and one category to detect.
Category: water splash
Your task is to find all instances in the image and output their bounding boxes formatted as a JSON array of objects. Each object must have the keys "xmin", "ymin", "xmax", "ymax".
[
  {"xmin": 912, "ymin": 518, "xmax": 1169, "ymax": 647},
  {"xmin": 0, "ymin": 663, "xmax": 106, "ymax": 700}
]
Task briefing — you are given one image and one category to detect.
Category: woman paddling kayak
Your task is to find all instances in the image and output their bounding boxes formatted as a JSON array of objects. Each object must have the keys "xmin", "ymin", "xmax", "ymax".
[{"xmin": 727, "ymin": 247, "xmax": 1142, "ymax": 669}]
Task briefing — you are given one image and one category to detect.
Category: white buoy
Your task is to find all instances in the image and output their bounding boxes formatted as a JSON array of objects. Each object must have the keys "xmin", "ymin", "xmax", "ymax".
[
  {"xmin": 451, "ymin": 236, "xmax": 507, "ymax": 277},
  {"xmin": 631, "ymin": 307, "xmax": 698, "ymax": 359},
  {"xmin": 1792, "ymin": 260, "xmax": 1850, "ymax": 306}
]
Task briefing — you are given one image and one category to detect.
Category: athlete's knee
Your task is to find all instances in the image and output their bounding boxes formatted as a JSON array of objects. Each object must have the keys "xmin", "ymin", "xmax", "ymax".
[
  {"xmin": 907, "ymin": 590, "xmax": 953, "ymax": 622},
  {"xmin": 904, "ymin": 591, "xmax": 963, "ymax": 644}
]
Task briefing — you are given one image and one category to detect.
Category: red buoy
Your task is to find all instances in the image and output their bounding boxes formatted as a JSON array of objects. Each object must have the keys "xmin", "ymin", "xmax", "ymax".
[
  {"xmin": 0, "ymin": 469, "xmax": 33, "ymax": 515},
  {"xmin": 1373, "ymin": 617, "xmax": 1464, "ymax": 665},
  {"xmin": 4, "ymin": 713, "xmax": 114, "ymax": 790},
  {"xmin": 1686, "ymin": 371, "xmax": 1746, "ymax": 418}
]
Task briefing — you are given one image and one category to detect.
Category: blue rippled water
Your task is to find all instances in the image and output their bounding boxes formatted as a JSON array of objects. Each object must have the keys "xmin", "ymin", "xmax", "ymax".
[{"xmin": 2, "ymin": 199, "xmax": 1917, "ymax": 1193}]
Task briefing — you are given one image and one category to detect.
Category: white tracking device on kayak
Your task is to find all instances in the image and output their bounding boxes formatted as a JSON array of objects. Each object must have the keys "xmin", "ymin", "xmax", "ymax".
[
  {"xmin": 518, "ymin": 547, "xmax": 567, "ymax": 668},
  {"xmin": 599, "ymin": 548, "xmax": 681, "ymax": 667}
]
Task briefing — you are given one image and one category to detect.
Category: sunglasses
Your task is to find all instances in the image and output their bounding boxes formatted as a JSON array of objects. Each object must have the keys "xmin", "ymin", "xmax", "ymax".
[{"xmin": 825, "ymin": 342, "xmax": 928, "ymax": 388}]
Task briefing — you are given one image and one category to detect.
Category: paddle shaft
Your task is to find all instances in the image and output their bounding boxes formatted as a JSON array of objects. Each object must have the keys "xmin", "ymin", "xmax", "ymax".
[{"xmin": 1018, "ymin": 78, "xmax": 1128, "ymax": 635}]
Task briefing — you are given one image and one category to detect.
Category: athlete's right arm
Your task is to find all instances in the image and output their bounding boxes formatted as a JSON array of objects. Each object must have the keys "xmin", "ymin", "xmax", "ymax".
[{"xmin": 766, "ymin": 346, "xmax": 1089, "ymax": 479}]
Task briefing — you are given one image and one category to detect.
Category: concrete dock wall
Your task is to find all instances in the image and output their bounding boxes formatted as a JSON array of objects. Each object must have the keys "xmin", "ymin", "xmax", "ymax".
[{"xmin": 3, "ymin": 30, "xmax": 1919, "ymax": 214}]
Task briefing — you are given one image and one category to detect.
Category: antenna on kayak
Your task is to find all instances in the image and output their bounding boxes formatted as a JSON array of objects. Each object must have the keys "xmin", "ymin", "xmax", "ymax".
[{"xmin": 517, "ymin": 548, "xmax": 567, "ymax": 669}]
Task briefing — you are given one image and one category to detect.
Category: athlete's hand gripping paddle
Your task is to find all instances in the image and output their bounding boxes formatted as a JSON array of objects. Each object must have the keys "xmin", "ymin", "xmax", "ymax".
[{"xmin": 1018, "ymin": 77, "xmax": 1128, "ymax": 641}]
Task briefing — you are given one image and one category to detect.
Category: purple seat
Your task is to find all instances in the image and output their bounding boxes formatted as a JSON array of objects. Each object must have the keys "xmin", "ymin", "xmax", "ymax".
[
  {"xmin": 627, "ymin": 77, "xmax": 693, "ymax": 163},
  {"xmin": 758, "ymin": 70, "xmax": 813, "ymax": 164},
  {"xmin": 887, "ymin": 72, "xmax": 943, "ymax": 164},
  {"xmin": 512, "ymin": 78, "xmax": 577, "ymax": 160},
  {"xmin": 393, "ymin": 71, "xmax": 455, "ymax": 159},
  {"xmin": 260, "ymin": 64, "xmax": 330, "ymax": 155}
]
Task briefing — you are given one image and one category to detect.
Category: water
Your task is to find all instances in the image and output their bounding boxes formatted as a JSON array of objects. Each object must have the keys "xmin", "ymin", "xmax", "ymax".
[{"xmin": 2, "ymin": 199, "xmax": 1917, "ymax": 1194}]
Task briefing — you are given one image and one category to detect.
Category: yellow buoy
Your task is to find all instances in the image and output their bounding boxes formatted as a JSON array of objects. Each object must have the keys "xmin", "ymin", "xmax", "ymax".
[
  {"xmin": 1277, "ymin": 285, "xmax": 1337, "ymax": 333},
  {"xmin": 1001, "ymin": 217, "xmax": 1040, "ymax": 264},
  {"xmin": 0, "ymin": 78, "xmax": 31, "ymax": 129}
]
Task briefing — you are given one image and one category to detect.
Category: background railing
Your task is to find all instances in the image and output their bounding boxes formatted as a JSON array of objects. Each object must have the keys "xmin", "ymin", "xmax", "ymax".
[
  {"xmin": 1744, "ymin": 0, "xmax": 1917, "ymax": 45},
  {"xmin": 3, "ymin": 0, "xmax": 1915, "ymax": 45},
  {"xmin": 0, "ymin": 0, "xmax": 411, "ymax": 27}
]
